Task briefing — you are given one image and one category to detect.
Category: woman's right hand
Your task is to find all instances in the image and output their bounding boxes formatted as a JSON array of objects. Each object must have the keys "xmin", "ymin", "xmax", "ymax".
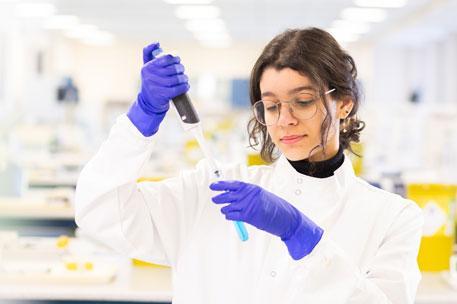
[
  {"xmin": 138, "ymin": 42, "xmax": 190, "ymax": 115},
  {"xmin": 127, "ymin": 42, "xmax": 190, "ymax": 137}
]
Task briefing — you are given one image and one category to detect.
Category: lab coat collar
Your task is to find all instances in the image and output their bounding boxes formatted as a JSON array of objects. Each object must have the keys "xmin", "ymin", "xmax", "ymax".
[{"xmin": 273, "ymin": 153, "xmax": 356, "ymax": 200}]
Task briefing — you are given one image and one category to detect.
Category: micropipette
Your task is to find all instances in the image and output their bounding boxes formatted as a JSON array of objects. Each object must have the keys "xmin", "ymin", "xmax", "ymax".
[{"xmin": 152, "ymin": 48, "xmax": 249, "ymax": 242}]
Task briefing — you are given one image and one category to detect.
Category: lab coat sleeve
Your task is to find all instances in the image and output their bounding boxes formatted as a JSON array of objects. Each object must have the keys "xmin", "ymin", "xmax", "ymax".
[
  {"xmin": 285, "ymin": 200, "xmax": 423, "ymax": 304},
  {"xmin": 75, "ymin": 114, "xmax": 209, "ymax": 267}
]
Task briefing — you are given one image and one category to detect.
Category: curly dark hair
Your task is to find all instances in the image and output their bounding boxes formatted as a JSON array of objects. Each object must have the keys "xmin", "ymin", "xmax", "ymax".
[{"xmin": 247, "ymin": 27, "xmax": 365, "ymax": 163}]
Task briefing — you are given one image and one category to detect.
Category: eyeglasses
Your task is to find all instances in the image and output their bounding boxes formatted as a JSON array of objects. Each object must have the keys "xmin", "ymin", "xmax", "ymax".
[{"xmin": 252, "ymin": 88, "xmax": 336, "ymax": 126}]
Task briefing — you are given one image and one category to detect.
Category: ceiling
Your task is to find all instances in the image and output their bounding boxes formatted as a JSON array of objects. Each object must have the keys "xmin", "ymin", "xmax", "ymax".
[
  {"xmin": 1, "ymin": 0, "xmax": 457, "ymax": 46},
  {"xmin": 380, "ymin": 0, "xmax": 457, "ymax": 45},
  {"xmin": 52, "ymin": 0, "xmax": 354, "ymax": 43}
]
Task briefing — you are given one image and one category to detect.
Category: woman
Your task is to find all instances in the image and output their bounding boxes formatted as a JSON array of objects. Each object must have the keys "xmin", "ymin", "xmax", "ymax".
[{"xmin": 75, "ymin": 28, "xmax": 423, "ymax": 303}]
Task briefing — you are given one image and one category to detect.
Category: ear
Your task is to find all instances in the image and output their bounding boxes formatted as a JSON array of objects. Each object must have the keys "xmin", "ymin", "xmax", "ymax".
[{"xmin": 336, "ymin": 97, "xmax": 354, "ymax": 120}]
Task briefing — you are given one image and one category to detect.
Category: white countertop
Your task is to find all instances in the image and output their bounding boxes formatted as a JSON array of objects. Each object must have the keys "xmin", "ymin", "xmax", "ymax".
[
  {"xmin": 0, "ymin": 262, "xmax": 172, "ymax": 302},
  {"xmin": 0, "ymin": 236, "xmax": 171, "ymax": 302},
  {"xmin": 0, "ymin": 195, "xmax": 74, "ymax": 220}
]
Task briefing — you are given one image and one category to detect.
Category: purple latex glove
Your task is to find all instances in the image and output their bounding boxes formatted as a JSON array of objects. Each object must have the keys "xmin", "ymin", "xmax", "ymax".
[
  {"xmin": 127, "ymin": 42, "xmax": 190, "ymax": 136},
  {"xmin": 210, "ymin": 180, "xmax": 324, "ymax": 260}
]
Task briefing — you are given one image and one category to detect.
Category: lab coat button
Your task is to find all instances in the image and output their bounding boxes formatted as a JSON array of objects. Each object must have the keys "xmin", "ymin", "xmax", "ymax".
[
  {"xmin": 297, "ymin": 178, "xmax": 303, "ymax": 184},
  {"xmin": 295, "ymin": 189, "xmax": 302, "ymax": 195},
  {"xmin": 270, "ymin": 271, "xmax": 277, "ymax": 277},
  {"xmin": 323, "ymin": 256, "xmax": 331, "ymax": 267}
]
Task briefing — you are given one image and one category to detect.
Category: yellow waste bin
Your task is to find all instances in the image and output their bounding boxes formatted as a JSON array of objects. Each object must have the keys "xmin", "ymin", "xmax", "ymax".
[
  {"xmin": 348, "ymin": 142, "xmax": 364, "ymax": 176},
  {"xmin": 407, "ymin": 184, "xmax": 457, "ymax": 271}
]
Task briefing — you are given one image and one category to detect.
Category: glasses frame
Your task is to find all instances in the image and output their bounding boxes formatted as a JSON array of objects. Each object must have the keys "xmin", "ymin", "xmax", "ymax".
[{"xmin": 252, "ymin": 88, "xmax": 336, "ymax": 126}]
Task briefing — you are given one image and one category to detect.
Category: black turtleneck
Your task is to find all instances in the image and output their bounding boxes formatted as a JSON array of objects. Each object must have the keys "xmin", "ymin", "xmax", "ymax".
[{"xmin": 287, "ymin": 146, "xmax": 345, "ymax": 178}]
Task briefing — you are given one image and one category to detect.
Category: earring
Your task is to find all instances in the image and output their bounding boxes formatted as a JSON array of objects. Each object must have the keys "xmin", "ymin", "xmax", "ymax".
[{"xmin": 341, "ymin": 117, "xmax": 350, "ymax": 133}]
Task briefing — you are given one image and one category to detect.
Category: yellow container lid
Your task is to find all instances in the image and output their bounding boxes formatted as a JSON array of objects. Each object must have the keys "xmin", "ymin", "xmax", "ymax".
[{"xmin": 407, "ymin": 184, "xmax": 457, "ymax": 195}]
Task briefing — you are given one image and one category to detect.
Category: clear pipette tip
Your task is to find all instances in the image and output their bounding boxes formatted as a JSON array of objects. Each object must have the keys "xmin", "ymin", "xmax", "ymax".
[{"xmin": 168, "ymin": 71, "xmax": 249, "ymax": 242}]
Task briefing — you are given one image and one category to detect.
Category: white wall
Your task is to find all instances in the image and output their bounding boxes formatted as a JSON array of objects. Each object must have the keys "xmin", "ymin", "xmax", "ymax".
[
  {"xmin": 442, "ymin": 33, "xmax": 457, "ymax": 104},
  {"xmin": 368, "ymin": 32, "xmax": 457, "ymax": 107}
]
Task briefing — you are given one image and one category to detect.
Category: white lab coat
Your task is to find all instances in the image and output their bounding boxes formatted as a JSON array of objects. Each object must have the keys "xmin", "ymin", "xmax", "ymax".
[{"xmin": 75, "ymin": 114, "xmax": 423, "ymax": 304}]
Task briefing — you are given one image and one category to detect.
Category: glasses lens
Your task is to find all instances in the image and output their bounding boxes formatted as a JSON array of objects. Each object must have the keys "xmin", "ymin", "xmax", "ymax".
[
  {"xmin": 253, "ymin": 101, "xmax": 278, "ymax": 126},
  {"xmin": 290, "ymin": 93, "xmax": 318, "ymax": 120},
  {"xmin": 253, "ymin": 93, "xmax": 318, "ymax": 125}
]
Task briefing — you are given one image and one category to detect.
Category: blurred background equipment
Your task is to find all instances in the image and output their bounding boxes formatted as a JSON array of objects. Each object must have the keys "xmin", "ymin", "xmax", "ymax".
[{"xmin": 57, "ymin": 76, "xmax": 79, "ymax": 104}]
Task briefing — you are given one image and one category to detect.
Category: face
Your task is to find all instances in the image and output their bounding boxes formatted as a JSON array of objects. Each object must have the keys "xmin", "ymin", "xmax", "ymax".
[{"xmin": 259, "ymin": 67, "xmax": 353, "ymax": 161}]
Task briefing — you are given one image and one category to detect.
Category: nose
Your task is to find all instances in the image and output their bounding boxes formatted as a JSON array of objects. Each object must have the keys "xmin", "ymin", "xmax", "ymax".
[{"xmin": 277, "ymin": 103, "xmax": 298, "ymax": 126}]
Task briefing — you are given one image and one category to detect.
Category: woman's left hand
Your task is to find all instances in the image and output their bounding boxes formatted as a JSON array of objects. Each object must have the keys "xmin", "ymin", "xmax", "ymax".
[{"xmin": 210, "ymin": 180, "xmax": 324, "ymax": 259}]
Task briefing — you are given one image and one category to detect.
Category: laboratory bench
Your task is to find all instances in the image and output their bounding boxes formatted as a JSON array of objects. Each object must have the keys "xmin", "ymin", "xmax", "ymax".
[
  {"xmin": 0, "ymin": 193, "xmax": 76, "ymax": 237},
  {"xmin": 0, "ymin": 263, "xmax": 172, "ymax": 303},
  {"xmin": 0, "ymin": 236, "xmax": 172, "ymax": 303},
  {"xmin": 0, "ymin": 189, "xmax": 74, "ymax": 220}
]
